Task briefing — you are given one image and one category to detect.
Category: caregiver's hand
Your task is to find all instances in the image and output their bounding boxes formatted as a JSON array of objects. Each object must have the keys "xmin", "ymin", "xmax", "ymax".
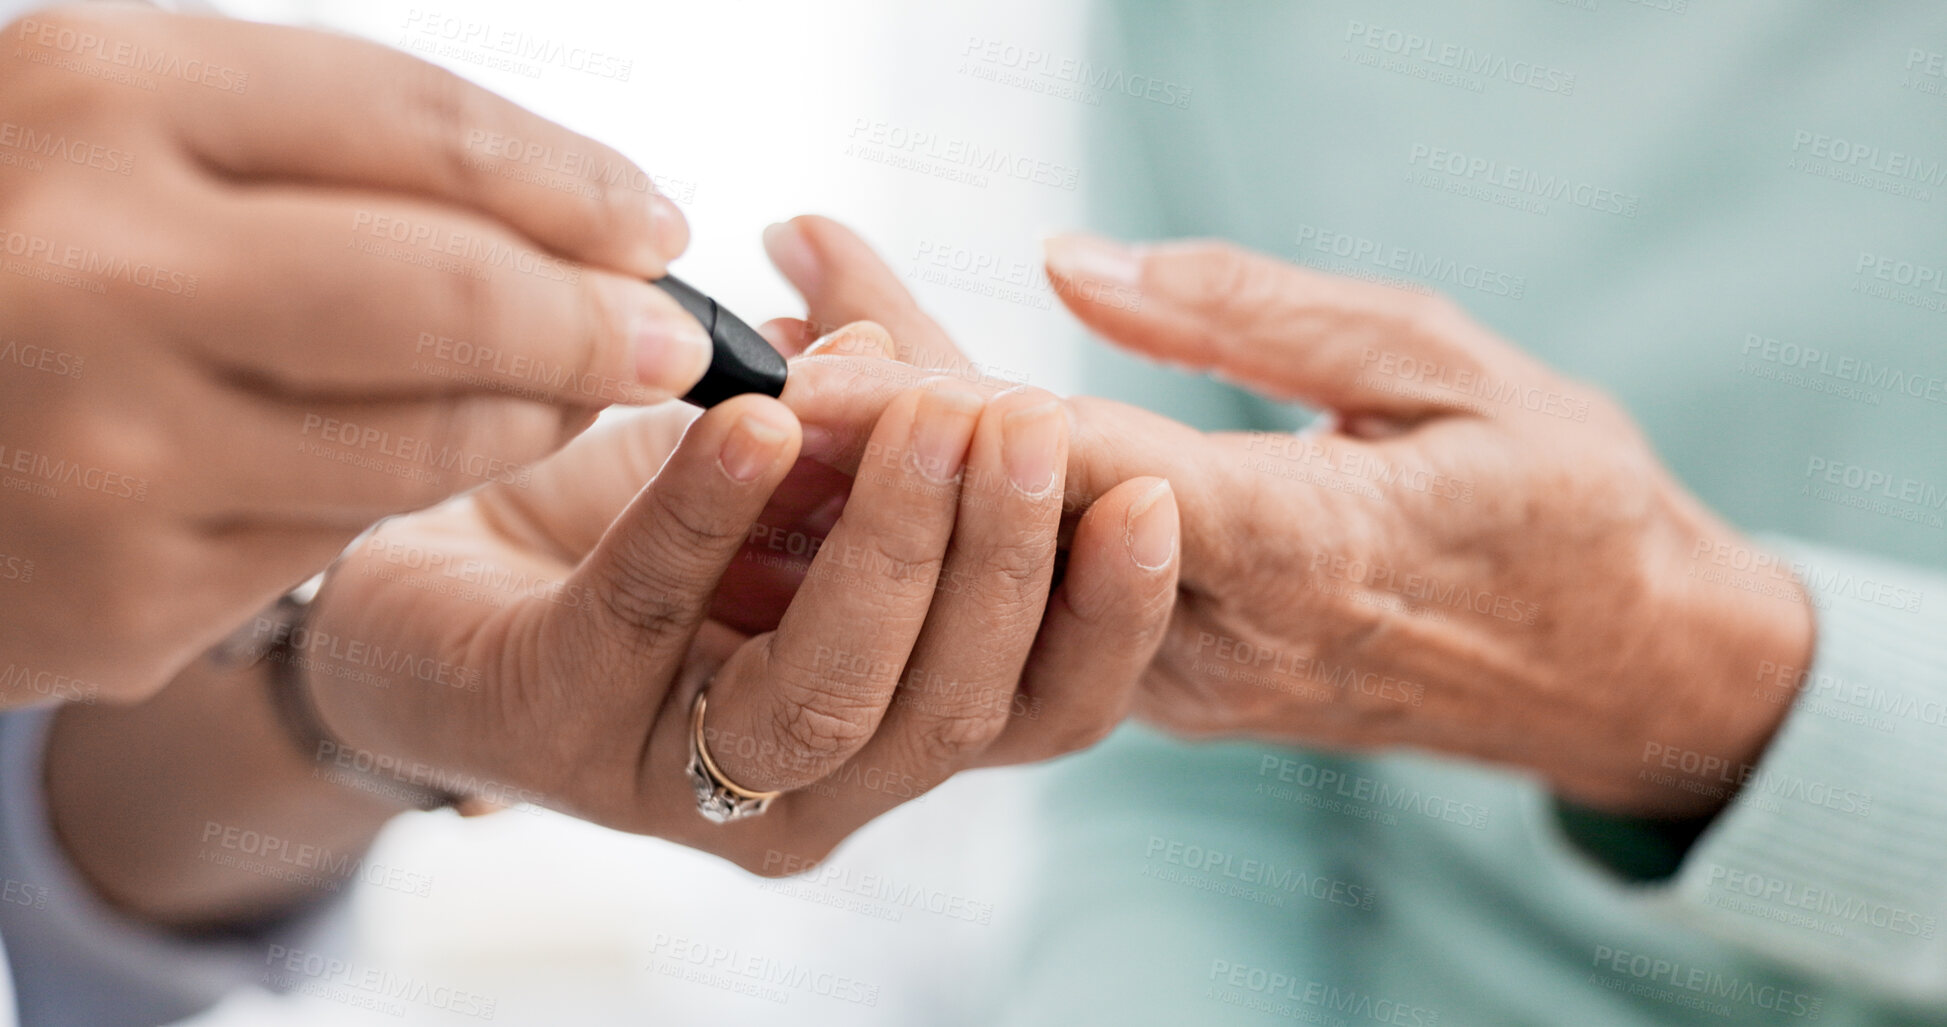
[
  {"xmin": 0, "ymin": 5, "xmax": 707, "ymax": 704},
  {"xmin": 299, "ymin": 365, "xmax": 1179, "ymax": 871},
  {"xmin": 764, "ymin": 216, "xmax": 1814, "ymax": 818}
]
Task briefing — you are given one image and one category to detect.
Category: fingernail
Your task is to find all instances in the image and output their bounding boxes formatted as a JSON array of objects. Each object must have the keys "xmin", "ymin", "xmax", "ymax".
[
  {"xmin": 910, "ymin": 384, "xmax": 983, "ymax": 483},
  {"xmin": 648, "ymin": 191, "xmax": 690, "ymax": 259},
  {"xmin": 1001, "ymin": 401, "xmax": 1064, "ymax": 496},
  {"xmin": 720, "ymin": 410, "xmax": 790, "ymax": 484},
  {"xmin": 764, "ymin": 220, "xmax": 823, "ymax": 295},
  {"xmin": 1125, "ymin": 480, "xmax": 1178, "ymax": 571},
  {"xmin": 1044, "ymin": 233, "xmax": 1142, "ymax": 290},
  {"xmin": 633, "ymin": 294, "xmax": 714, "ymax": 395}
]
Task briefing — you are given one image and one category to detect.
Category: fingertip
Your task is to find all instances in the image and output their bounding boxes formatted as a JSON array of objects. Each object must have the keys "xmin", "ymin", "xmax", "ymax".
[
  {"xmin": 628, "ymin": 279, "xmax": 714, "ymax": 400},
  {"xmin": 1123, "ymin": 478, "xmax": 1179, "ymax": 573},
  {"xmin": 709, "ymin": 394, "xmax": 803, "ymax": 485},
  {"xmin": 764, "ymin": 219, "xmax": 822, "ymax": 296},
  {"xmin": 803, "ymin": 321, "xmax": 896, "ymax": 360},
  {"xmin": 648, "ymin": 191, "xmax": 690, "ymax": 261},
  {"xmin": 759, "ymin": 317, "xmax": 816, "ymax": 357},
  {"xmin": 1044, "ymin": 232, "xmax": 1143, "ymax": 295}
]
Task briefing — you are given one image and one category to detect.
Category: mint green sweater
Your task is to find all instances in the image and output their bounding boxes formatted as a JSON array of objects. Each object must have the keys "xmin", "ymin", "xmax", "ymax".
[{"xmin": 1003, "ymin": 3, "xmax": 1947, "ymax": 1024}]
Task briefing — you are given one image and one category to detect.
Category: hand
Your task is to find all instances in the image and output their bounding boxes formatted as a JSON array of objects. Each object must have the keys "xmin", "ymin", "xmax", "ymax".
[
  {"xmin": 300, "ymin": 350, "xmax": 1179, "ymax": 871},
  {"xmin": 763, "ymin": 216, "xmax": 1814, "ymax": 818},
  {"xmin": 0, "ymin": 5, "xmax": 711, "ymax": 702}
]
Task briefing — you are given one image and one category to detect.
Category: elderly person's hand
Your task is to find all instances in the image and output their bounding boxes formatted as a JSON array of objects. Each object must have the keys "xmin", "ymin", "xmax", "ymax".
[
  {"xmin": 764, "ymin": 216, "xmax": 1814, "ymax": 818},
  {"xmin": 295, "ymin": 329, "xmax": 1179, "ymax": 871}
]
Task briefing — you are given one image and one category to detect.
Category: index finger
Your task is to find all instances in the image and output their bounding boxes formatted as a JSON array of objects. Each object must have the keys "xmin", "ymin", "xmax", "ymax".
[{"xmin": 61, "ymin": 6, "xmax": 685, "ymax": 276}]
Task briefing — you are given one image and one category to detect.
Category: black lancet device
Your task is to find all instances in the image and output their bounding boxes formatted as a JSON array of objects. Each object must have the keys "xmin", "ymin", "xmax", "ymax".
[{"xmin": 652, "ymin": 274, "xmax": 790, "ymax": 408}]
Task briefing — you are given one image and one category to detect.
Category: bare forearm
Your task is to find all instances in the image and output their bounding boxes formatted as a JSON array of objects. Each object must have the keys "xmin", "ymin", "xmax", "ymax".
[{"xmin": 42, "ymin": 653, "xmax": 409, "ymax": 933}]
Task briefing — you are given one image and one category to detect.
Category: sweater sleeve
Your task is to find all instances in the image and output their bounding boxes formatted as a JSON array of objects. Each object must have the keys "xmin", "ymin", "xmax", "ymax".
[
  {"xmin": 0, "ymin": 708, "xmax": 349, "ymax": 1027},
  {"xmin": 1555, "ymin": 539, "xmax": 1947, "ymax": 1003}
]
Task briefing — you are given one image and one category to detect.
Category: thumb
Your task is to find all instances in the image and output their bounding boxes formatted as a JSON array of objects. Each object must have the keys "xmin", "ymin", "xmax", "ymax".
[
  {"xmin": 555, "ymin": 395, "xmax": 801, "ymax": 706},
  {"xmin": 1044, "ymin": 233, "xmax": 1531, "ymax": 420}
]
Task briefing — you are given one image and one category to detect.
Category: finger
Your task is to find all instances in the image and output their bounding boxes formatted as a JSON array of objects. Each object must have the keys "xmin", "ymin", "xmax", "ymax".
[
  {"xmin": 1044, "ymin": 233, "xmax": 1535, "ymax": 420},
  {"xmin": 782, "ymin": 354, "xmax": 970, "ymax": 466},
  {"xmin": 468, "ymin": 405, "xmax": 701, "ymax": 565},
  {"xmin": 978, "ymin": 477, "xmax": 1180, "ymax": 766},
  {"xmin": 763, "ymin": 216, "xmax": 963, "ymax": 369},
  {"xmin": 704, "ymin": 382, "xmax": 986, "ymax": 792},
  {"xmin": 190, "ymin": 189, "xmax": 711, "ymax": 404},
  {"xmin": 792, "ymin": 388, "xmax": 1068, "ymax": 830},
  {"xmin": 554, "ymin": 395, "xmax": 802, "ymax": 725},
  {"xmin": 73, "ymin": 6, "xmax": 690, "ymax": 275},
  {"xmin": 759, "ymin": 318, "xmax": 818, "ymax": 357},
  {"xmin": 187, "ymin": 383, "xmax": 590, "ymax": 526}
]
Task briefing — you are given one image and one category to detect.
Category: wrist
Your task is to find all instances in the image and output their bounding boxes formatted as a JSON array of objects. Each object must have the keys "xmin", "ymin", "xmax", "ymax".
[
  {"xmin": 1624, "ymin": 515, "xmax": 1817, "ymax": 818},
  {"xmin": 45, "ymin": 651, "xmax": 406, "ymax": 931}
]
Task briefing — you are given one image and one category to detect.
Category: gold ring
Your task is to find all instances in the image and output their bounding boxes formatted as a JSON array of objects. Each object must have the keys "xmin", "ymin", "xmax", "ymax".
[{"xmin": 687, "ymin": 691, "xmax": 783, "ymax": 822}]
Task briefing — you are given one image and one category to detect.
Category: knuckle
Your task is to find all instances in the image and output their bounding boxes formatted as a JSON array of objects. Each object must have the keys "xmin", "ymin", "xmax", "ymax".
[
  {"xmin": 648, "ymin": 477, "xmax": 750, "ymax": 551},
  {"xmin": 1191, "ymin": 244, "xmax": 1282, "ymax": 321},
  {"xmin": 592, "ymin": 568, "xmax": 689, "ymax": 649},
  {"xmin": 972, "ymin": 534, "xmax": 1052, "ymax": 600},
  {"xmin": 767, "ymin": 697, "xmax": 875, "ymax": 776},
  {"xmin": 572, "ymin": 275, "xmax": 632, "ymax": 384},
  {"xmin": 912, "ymin": 708, "xmax": 1008, "ymax": 765},
  {"xmin": 409, "ymin": 60, "xmax": 493, "ymax": 199},
  {"xmin": 435, "ymin": 247, "xmax": 501, "ymax": 346},
  {"xmin": 854, "ymin": 530, "xmax": 946, "ymax": 591}
]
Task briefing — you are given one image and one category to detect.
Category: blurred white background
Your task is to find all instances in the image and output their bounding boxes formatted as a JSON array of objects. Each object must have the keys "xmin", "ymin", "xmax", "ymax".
[{"xmin": 179, "ymin": 1, "xmax": 1097, "ymax": 1023}]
